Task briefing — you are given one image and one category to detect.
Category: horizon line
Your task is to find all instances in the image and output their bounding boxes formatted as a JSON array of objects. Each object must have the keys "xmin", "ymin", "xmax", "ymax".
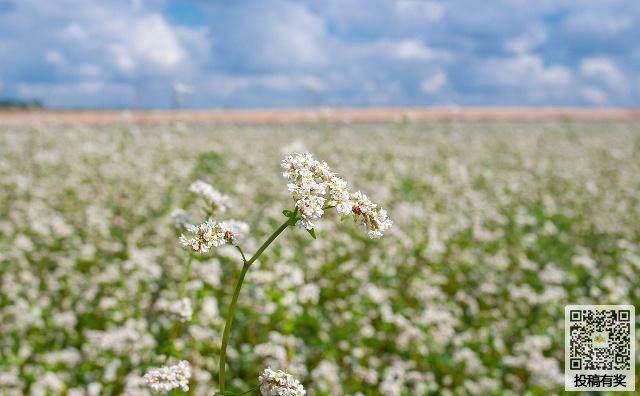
[{"xmin": 1, "ymin": 106, "xmax": 639, "ymax": 126}]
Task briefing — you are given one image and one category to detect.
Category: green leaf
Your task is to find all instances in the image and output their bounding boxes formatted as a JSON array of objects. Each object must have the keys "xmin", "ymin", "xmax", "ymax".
[
  {"xmin": 282, "ymin": 210, "xmax": 293, "ymax": 218},
  {"xmin": 306, "ymin": 228, "xmax": 317, "ymax": 239}
]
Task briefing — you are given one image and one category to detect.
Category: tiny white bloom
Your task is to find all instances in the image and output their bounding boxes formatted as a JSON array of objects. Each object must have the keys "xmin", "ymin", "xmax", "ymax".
[
  {"xmin": 170, "ymin": 208, "xmax": 192, "ymax": 230},
  {"xmin": 189, "ymin": 180, "xmax": 231, "ymax": 213},
  {"xmin": 179, "ymin": 219, "xmax": 249, "ymax": 253},
  {"xmin": 282, "ymin": 152, "xmax": 392, "ymax": 237},
  {"xmin": 144, "ymin": 360, "xmax": 191, "ymax": 393},
  {"xmin": 259, "ymin": 368, "xmax": 306, "ymax": 396},
  {"xmin": 158, "ymin": 298, "xmax": 193, "ymax": 322},
  {"xmin": 349, "ymin": 191, "xmax": 393, "ymax": 239}
]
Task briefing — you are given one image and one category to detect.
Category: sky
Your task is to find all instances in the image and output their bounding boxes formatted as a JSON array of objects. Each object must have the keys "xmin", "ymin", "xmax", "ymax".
[{"xmin": 0, "ymin": 0, "xmax": 639, "ymax": 109}]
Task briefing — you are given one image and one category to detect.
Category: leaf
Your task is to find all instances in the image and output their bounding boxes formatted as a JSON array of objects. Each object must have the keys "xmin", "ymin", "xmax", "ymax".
[
  {"xmin": 282, "ymin": 210, "xmax": 294, "ymax": 218},
  {"xmin": 306, "ymin": 228, "xmax": 317, "ymax": 239}
]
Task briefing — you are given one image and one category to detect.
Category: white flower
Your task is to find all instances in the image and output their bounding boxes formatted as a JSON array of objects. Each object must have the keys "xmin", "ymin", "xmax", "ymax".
[
  {"xmin": 218, "ymin": 220, "xmax": 249, "ymax": 246},
  {"xmin": 259, "ymin": 368, "xmax": 306, "ymax": 396},
  {"xmin": 179, "ymin": 219, "xmax": 248, "ymax": 253},
  {"xmin": 143, "ymin": 360, "xmax": 191, "ymax": 393},
  {"xmin": 327, "ymin": 176, "xmax": 353, "ymax": 215},
  {"xmin": 188, "ymin": 180, "xmax": 231, "ymax": 213},
  {"xmin": 282, "ymin": 153, "xmax": 329, "ymax": 230},
  {"xmin": 170, "ymin": 208, "xmax": 192, "ymax": 230},
  {"xmin": 282, "ymin": 152, "xmax": 391, "ymax": 238},
  {"xmin": 157, "ymin": 298, "xmax": 193, "ymax": 322},
  {"xmin": 349, "ymin": 191, "xmax": 393, "ymax": 239}
]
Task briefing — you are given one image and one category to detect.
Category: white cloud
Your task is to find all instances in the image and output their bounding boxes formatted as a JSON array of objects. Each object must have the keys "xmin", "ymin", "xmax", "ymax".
[
  {"xmin": 396, "ymin": 0, "xmax": 445, "ymax": 23},
  {"xmin": 128, "ymin": 14, "xmax": 186, "ymax": 71},
  {"xmin": 44, "ymin": 50, "xmax": 66, "ymax": 67},
  {"xmin": 76, "ymin": 63, "xmax": 102, "ymax": 78},
  {"xmin": 564, "ymin": 10, "xmax": 632, "ymax": 36},
  {"xmin": 580, "ymin": 57, "xmax": 626, "ymax": 93},
  {"xmin": 353, "ymin": 38, "xmax": 451, "ymax": 63},
  {"xmin": 19, "ymin": 1, "xmax": 204, "ymax": 77},
  {"xmin": 80, "ymin": 12, "xmax": 192, "ymax": 75},
  {"xmin": 17, "ymin": 80, "xmax": 135, "ymax": 107},
  {"xmin": 481, "ymin": 54, "xmax": 574, "ymax": 102},
  {"xmin": 581, "ymin": 86, "xmax": 607, "ymax": 105},
  {"xmin": 300, "ymin": 76, "xmax": 325, "ymax": 93},
  {"xmin": 204, "ymin": 3, "xmax": 329, "ymax": 71},
  {"xmin": 0, "ymin": 0, "xmax": 210, "ymax": 106},
  {"xmin": 59, "ymin": 23, "xmax": 89, "ymax": 42},
  {"xmin": 490, "ymin": 54, "xmax": 572, "ymax": 88},
  {"xmin": 394, "ymin": 39, "xmax": 435, "ymax": 61},
  {"xmin": 506, "ymin": 25, "xmax": 547, "ymax": 54},
  {"xmin": 421, "ymin": 71, "xmax": 447, "ymax": 94},
  {"xmin": 1, "ymin": 0, "xmax": 639, "ymax": 107},
  {"xmin": 198, "ymin": 74, "xmax": 326, "ymax": 98}
]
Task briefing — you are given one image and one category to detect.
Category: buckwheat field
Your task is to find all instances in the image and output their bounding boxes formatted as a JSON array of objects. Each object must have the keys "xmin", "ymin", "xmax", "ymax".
[{"xmin": 1, "ymin": 120, "xmax": 639, "ymax": 395}]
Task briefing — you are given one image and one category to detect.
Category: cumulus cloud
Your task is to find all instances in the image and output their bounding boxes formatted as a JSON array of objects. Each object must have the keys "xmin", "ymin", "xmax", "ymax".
[
  {"xmin": 580, "ymin": 86, "xmax": 608, "ymax": 105},
  {"xmin": 395, "ymin": 0, "xmax": 445, "ymax": 23},
  {"xmin": 202, "ymin": 2, "xmax": 328, "ymax": 72},
  {"xmin": 421, "ymin": 72, "xmax": 447, "ymax": 94},
  {"xmin": 0, "ymin": 0, "xmax": 639, "ymax": 107},
  {"xmin": 480, "ymin": 54, "xmax": 573, "ymax": 102},
  {"xmin": 0, "ymin": 0, "xmax": 208, "ymax": 107},
  {"xmin": 580, "ymin": 57, "xmax": 627, "ymax": 94},
  {"xmin": 505, "ymin": 25, "xmax": 547, "ymax": 54}
]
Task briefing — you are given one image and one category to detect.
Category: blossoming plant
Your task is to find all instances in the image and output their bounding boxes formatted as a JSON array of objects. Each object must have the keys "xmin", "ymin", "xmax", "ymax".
[{"xmin": 145, "ymin": 152, "xmax": 392, "ymax": 395}]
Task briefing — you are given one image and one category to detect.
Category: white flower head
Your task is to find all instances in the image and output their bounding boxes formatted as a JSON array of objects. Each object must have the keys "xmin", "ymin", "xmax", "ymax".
[
  {"xmin": 349, "ymin": 191, "xmax": 393, "ymax": 239},
  {"xmin": 179, "ymin": 219, "xmax": 249, "ymax": 253},
  {"xmin": 170, "ymin": 208, "xmax": 192, "ymax": 231},
  {"xmin": 282, "ymin": 153, "xmax": 329, "ymax": 230},
  {"xmin": 188, "ymin": 180, "xmax": 231, "ymax": 213},
  {"xmin": 158, "ymin": 298, "xmax": 193, "ymax": 322},
  {"xmin": 281, "ymin": 152, "xmax": 391, "ymax": 238},
  {"xmin": 327, "ymin": 176, "xmax": 353, "ymax": 215},
  {"xmin": 259, "ymin": 368, "xmax": 306, "ymax": 396},
  {"xmin": 218, "ymin": 220, "xmax": 249, "ymax": 246},
  {"xmin": 144, "ymin": 360, "xmax": 191, "ymax": 393}
]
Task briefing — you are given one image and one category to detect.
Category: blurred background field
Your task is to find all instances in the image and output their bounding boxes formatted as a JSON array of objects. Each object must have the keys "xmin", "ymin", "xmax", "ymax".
[{"xmin": 1, "ymin": 118, "xmax": 639, "ymax": 395}]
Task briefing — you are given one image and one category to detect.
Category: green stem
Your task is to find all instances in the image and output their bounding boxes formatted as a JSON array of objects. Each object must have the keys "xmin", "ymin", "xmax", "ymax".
[
  {"xmin": 235, "ymin": 245, "xmax": 247, "ymax": 263},
  {"xmin": 247, "ymin": 218, "xmax": 293, "ymax": 266},
  {"xmin": 218, "ymin": 215, "xmax": 295, "ymax": 393}
]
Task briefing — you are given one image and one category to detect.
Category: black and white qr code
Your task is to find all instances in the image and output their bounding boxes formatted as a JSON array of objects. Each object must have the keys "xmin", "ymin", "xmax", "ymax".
[{"xmin": 565, "ymin": 305, "xmax": 635, "ymax": 391}]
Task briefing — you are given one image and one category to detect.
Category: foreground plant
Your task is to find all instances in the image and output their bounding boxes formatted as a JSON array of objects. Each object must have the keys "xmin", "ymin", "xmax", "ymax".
[{"xmin": 145, "ymin": 152, "xmax": 392, "ymax": 394}]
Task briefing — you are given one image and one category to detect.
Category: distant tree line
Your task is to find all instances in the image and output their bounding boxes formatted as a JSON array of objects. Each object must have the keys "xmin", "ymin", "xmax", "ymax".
[{"xmin": 0, "ymin": 99, "xmax": 43, "ymax": 109}]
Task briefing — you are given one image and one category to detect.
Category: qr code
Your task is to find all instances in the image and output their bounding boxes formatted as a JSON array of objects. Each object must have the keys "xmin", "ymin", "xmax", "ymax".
[{"xmin": 565, "ymin": 305, "xmax": 635, "ymax": 391}]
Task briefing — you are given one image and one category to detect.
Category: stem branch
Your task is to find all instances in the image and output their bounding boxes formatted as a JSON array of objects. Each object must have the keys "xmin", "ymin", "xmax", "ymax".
[{"xmin": 218, "ymin": 213, "xmax": 296, "ymax": 393}]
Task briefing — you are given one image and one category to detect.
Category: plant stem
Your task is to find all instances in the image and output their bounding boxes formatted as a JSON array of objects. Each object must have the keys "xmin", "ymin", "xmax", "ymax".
[
  {"xmin": 235, "ymin": 245, "xmax": 247, "ymax": 263},
  {"xmin": 247, "ymin": 218, "xmax": 293, "ymax": 266},
  {"xmin": 218, "ymin": 215, "xmax": 295, "ymax": 393},
  {"xmin": 218, "ymin": 261, "xmax": 250, "ymax": 394}
]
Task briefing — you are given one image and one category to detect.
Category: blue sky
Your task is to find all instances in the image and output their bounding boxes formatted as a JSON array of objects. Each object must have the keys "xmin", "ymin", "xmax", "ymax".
[{"xmin": 0, "ymin": 0, "xmax": 638, "ymax": 108}]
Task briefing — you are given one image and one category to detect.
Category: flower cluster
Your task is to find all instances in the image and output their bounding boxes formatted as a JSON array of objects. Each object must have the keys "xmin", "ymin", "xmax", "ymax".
[
  {"xmin": 179, "ymin": 219, "xmax": 248, "ymax": 253},
  {"xmin": 281, "ymin": 152, "xmax": 392, "ymax": 237},
  {"xmin": 349, "ymin": 191, "xmax": 393, "ymax": 239},
  {"xmin": 281, "ymin": 153, "xmax": 330, "ymax": 229},
  {"xmin": 170, "ymin": 208, "xmax": 192, "ymax": 231},
  {"xmin": 157, "ymin": 297, "xmax": 193, "ymax": 322},
  {"xmin": 259, "ymin": 368, "xmax": 306, "ymax": 396},
  {"xmin": 189, "ymin": 180, "xmax": 231, "ymax": 213},
  {"xmin": 143, "ymin": 360, "xmax": 192, "ymax": 393}
]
